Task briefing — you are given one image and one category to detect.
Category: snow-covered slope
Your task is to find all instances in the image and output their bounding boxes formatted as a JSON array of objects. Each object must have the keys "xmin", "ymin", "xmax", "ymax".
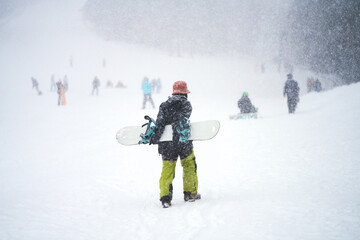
[{"xmin": 1, "ymin": 1, "xmax": 359, "ymax": 240}]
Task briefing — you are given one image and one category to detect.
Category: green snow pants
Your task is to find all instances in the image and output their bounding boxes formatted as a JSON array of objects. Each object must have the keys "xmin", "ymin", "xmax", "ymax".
[{"xmin": 159, "ymin": 150, "xmax": 198, "ymax": 200}]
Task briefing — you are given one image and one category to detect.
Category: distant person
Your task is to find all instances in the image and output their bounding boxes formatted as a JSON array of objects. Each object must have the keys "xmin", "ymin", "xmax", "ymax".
[
  {"xmin": 156, "ymin": 78, "xmax": 162, "ymax": 93},
  {"xmin": 31, "ymin": 77, "xmax": 42, "ymax": 95},
  {"xmin": 254, "ymin": 62, "xmax": 259, "ymax": 73},
  {"xmin": 50, "ymin": 74, "xmax": 56, "ymax": 92},
  {"xmin": 115, "ymin": 81, "xmax": 126, "ymax": 88},
  {"xmin": 151, "ymin": 78, "xmax": 157, "ymax": 92},
  {"xmin": 307, "ymin": 77, "xmax": 315, "ymax": 93},
  {"xmin": 314, "ymin": 79, "xmax": 322, "ymax": 92},
  {"xmin": 92, "ymin": 76, "xmax": 100, "ymax": 95},
  {"xmin": 238, "ymin": 92, "xmax": 256, "ymax": 114},
  {"xmin": 283, "ymin": 73, "xmax": 300, "ymax": 114},
  {"xmin": 306, "ymin": 77, "xmax": 312, "ymax": 93},
  {"xmin": 63, "ymin": 75, "xmax": 69, "ymax": 92},
  {"xmin": 141, "ymin": 77, "xmax": 155, "ymax": 109},
  {"xmin": 107, "ymin": 80, "xmax": 114, "ymax": 88},
  {"xmin": 56, "ymin": 79, "xmax": 65, "ymax": 105}
]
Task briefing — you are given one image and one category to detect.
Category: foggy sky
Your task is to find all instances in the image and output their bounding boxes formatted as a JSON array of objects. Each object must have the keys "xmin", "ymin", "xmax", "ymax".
[{"xmin": 83, "ymin": 0, "xmax": 291, "ymax": 60}]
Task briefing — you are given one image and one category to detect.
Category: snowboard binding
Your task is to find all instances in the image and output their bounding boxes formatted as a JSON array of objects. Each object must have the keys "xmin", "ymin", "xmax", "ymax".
[
  {"xmin": 176, "ymin": 117, "xmax": 191, "ymax": 143},
  {"xmin": 139, "ymin": 115, "xmax": 156, "ymax": 144}
]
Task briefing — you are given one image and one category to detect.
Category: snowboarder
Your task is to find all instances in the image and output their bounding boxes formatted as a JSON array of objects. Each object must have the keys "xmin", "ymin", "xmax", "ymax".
[
  {"xmin": 237, "ymin": 92, "xmax": 256, "ymax": 114},
  {"xmin": 149, "ymin": 81, "xmax": 200, "ymax": 208},
  {"xmin": 92, "ymin": 76, "xmax": 100, "ymax": 95},
  {"xmin": 283, "ymin": 73, "xmax": 300, "ymax": 114},
  {"xmin": 141, "ymin": 77, "xmax": 155, "ymax": 109},
  {"xmin": 31, "ymin": 77, "xmax": 42, "ymax": 95}
]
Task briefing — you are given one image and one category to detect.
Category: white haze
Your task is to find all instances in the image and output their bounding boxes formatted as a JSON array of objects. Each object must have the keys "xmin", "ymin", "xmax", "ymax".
[{"xmin": 0, "ymin": 1, "xmax": 359, "ymax": 240}]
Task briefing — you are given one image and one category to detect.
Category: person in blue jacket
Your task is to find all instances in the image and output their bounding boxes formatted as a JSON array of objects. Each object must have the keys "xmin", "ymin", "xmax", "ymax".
[{"xmin": 141, "ymin": 77, "xmax": 155, "ymax": 109}]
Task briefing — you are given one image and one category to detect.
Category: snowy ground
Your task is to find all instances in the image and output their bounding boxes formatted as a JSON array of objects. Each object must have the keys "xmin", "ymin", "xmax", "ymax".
[{"xmin": 1, "ymin": 1, "xmax": 360, "ymax": 240}]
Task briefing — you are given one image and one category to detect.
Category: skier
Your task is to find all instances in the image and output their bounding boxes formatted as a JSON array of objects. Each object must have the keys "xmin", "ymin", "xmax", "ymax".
[
  {"xmin": 283, "ymin": 73, "xmax": 300, "ymax": 114},
  {"xmin": 92, "ymin": 76, "xmax": 100, "ymax": 95},
  {"xmin": 141, "ymin": 77, "xmax": 155, "ymax": 109},
  {"xmin": 237, "ymin": 92, "xmax": 256, "ymax": 114},
  {"xmin": 149, "ymin": 81, "xmax": 200, "ymax": 208}
]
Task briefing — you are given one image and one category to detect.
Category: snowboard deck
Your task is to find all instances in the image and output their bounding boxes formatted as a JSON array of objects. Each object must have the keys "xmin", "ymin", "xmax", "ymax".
[
  {"xmin": 230, "ymin": 108, "xmax": 259, "ymax": 120},
  {"xmin": 116, "ymin": 120, "xmax": 220, "ymax": 146},
  {"xmin": 229, "ymin": 112, "xmax": 258, "ymax": 120}
]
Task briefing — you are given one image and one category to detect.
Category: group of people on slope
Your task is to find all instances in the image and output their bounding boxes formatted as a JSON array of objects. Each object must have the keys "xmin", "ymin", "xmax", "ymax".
[
  {"xmin": 29, "ymin": 72, "xmax": 312, "ymax": 209},
  {"xmin": 307, "ymin": 77, "xmax": 322, "ymax": 93},
  {"xmin": 106, "ymin": 80, "xmax": 127, "ymax": 88},
  {"xmin": 31, "ymin": 75, "xmax": 68, "ymax": 106},
  {"xmin": 143, "ymin": 73, "xmax": 302, "ymax": 209}
]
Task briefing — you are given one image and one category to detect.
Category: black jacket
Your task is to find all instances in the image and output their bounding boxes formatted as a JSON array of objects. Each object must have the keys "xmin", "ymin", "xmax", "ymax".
[
  {"xmin": 283, "ymin": 79, "xmax": 300, "ymax": 99},
  {"xmin": 238, "ymin": 96, "xmax": 254, "ymax": 113},
  {"xmin": 151, "ymin": 94, "xmax": 193, "ymax": 156}
]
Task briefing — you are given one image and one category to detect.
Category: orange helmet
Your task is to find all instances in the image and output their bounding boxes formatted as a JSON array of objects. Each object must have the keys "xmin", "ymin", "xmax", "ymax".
[{"xmin": 172, "ymin": 81, "xmax": 190, "ymax": 95}]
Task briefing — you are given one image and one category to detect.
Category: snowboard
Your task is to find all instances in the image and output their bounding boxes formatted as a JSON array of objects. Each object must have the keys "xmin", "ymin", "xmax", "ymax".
[
  {"xmin": 116, "ymin": 120, "xmax": 220, "ymax": 146},
  {"xmin": 230, "ymin": 107, "xmax": 259, "ymax": 120},
  {"xmin": 229, "ymin": 112, "xmax": 258, "ymax": 120}
]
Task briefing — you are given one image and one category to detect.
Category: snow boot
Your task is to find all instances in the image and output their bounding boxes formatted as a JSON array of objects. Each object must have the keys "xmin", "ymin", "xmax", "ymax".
[
  {"xmin": 161, "ymin": 196, "xmax": 172, "ymax": 208},
  {"xmin": 184, "ymin": 192, "xmax": 201, "ymax": 202}
]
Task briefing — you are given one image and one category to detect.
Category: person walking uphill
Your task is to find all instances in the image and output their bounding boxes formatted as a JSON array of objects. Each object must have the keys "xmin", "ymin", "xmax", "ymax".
[
  {"xmin": 149, "ymin": 81, "xmax": 200, "ymax": 208},
  {"xmin": 283, "ymin": 73, "xmax": 300, "ymax": 114}
]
